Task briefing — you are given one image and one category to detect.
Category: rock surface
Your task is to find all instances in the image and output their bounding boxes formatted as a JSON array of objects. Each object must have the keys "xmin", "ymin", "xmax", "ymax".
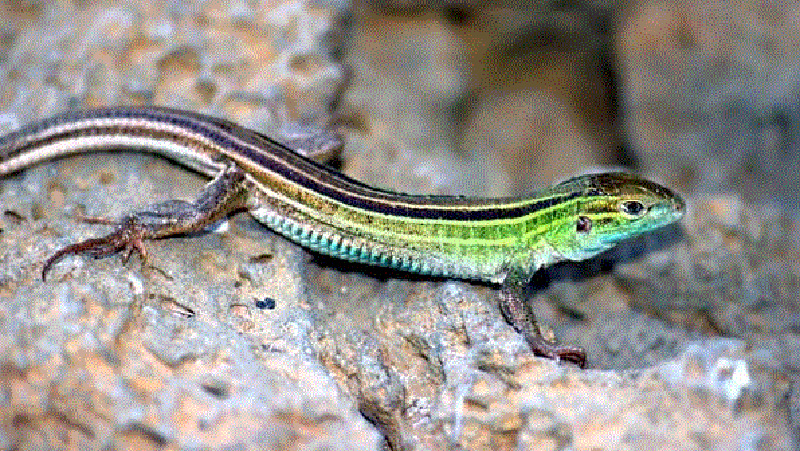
[{"xmin": 1, "ymin": 1, "xmax": 796, "ymax": 449}]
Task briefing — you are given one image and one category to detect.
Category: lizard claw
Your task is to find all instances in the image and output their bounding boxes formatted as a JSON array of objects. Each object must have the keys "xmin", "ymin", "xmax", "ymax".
[
  {"xmin": 41, "ymin": 219, "xmax": 148, "ymax": 281},
  {"xmin": 526, "ymin": 336, "xmax": 587, "ymax": 368}
]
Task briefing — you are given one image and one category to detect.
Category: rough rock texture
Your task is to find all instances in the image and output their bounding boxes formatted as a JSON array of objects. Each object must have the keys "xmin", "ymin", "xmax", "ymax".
[
  {"xmin": 0, "ymin": 1, "xmax": 796, "ymax": 450},
  {"xmin": 616, "ymin": 0, "xmax": 800, "ymax": 203}
]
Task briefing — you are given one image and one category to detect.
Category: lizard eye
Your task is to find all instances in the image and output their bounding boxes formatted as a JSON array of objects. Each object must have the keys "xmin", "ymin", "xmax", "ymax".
[
  {"xmin": 619, "ymin": 200, "xmax": 645, "ymax": 217},
  {"xmin": 576, "ymin": 216, "xmax": 592, "ymax": 234}
]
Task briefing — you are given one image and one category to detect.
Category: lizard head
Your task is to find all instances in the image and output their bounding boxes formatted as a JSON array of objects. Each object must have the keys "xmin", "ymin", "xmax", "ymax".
[{"xmin": 544, "ymin": 172, "xmax": 685, "ymax": 262}]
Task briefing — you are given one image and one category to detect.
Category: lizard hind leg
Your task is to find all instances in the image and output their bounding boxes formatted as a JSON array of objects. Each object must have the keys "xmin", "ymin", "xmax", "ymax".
[
  {"xmin": 41, "ymin": 164, "xmax": 251, "ymax": 280},
  {"xmin": 41, "ymin": 217, "xmax": 148, "ymax": 280}
]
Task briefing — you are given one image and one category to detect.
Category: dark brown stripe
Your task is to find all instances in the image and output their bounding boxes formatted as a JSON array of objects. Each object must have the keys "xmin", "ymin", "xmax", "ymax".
[{"xmin": 1, "ymin": 106, "xmax": 604, "ymax": 221}]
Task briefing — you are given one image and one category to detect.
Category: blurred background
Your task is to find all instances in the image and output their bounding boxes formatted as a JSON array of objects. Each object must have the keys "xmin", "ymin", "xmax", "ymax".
[{"xmin": 1, "ymin": 0, "xmax": 797, "ymax": 449}]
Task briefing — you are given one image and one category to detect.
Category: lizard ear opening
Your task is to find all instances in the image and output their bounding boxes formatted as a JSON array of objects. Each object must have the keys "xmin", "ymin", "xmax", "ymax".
[{"xmin": 576, "ymin": 216, "xmax": 592, "ymax": 234}]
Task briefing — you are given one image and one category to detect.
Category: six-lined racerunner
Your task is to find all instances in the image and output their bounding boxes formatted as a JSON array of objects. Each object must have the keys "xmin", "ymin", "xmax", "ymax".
[{"xmin": 0, "ymin": 106, "xmax": 685, "ymax": 367}]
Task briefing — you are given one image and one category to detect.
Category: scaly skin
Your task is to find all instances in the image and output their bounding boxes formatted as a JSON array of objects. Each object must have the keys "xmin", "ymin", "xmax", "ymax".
[{"xmin": 0, "ymin": 107, "xmax": 685, "ymax": 367}]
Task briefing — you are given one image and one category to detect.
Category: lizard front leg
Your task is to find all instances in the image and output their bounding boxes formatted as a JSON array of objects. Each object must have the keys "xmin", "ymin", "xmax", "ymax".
[{"xmin": 499, "ymin": 274, "xmax": 586, "ymax": 368}]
